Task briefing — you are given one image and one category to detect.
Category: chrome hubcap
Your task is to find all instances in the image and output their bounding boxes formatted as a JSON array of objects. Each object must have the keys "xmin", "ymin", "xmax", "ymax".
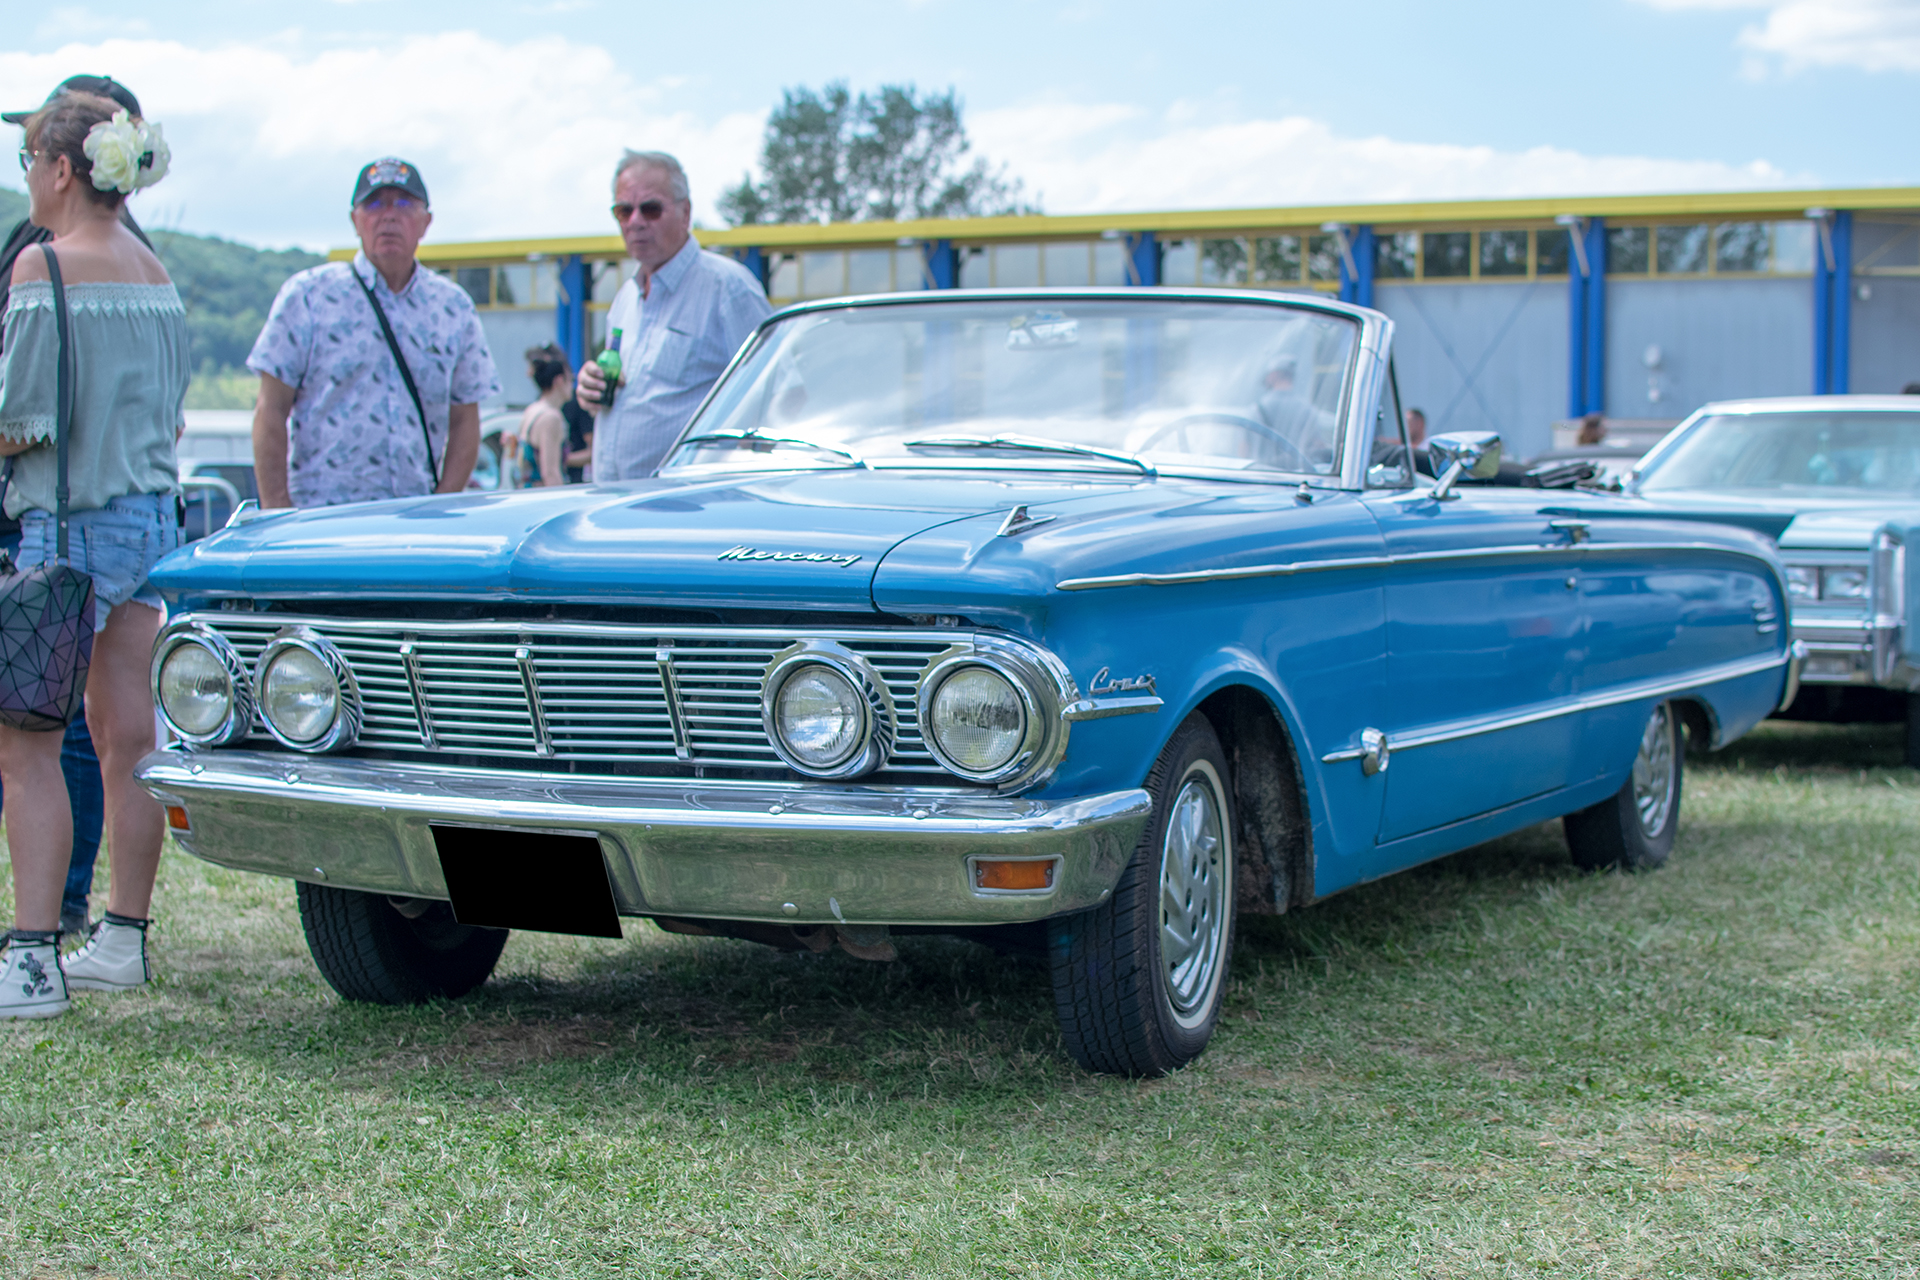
[
  {"xmin": 1631, "ymin": 704, "xmax": 1677, "ymax": 836},
  {"xmin": 1159, "ymin": 766, "xmax": 1229, "ymax": 1025}
]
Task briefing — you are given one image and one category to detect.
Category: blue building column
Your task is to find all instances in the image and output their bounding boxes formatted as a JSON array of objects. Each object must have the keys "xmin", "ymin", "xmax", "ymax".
[
  {"xmin": 555, "ymin": 254, "xmax": 587, "ymax": 367},
  {"xmin": 1337, "ymin": 226, "xmax": 1374, "ymax": 308},
  {"xmin": 1127, "ymin": 231, "xmax": 1159, "ymax": 286},
  {"xmin": 1814, "ymin": 210, "xmax": 1853, "ymax": 394},
  {"xmin": 922, "ymin": 239, "xmax": 957, "ymax": 289},
  {"xmin": 1562, "ymin": 218, "xmax": 1607, "ymax": 417}
]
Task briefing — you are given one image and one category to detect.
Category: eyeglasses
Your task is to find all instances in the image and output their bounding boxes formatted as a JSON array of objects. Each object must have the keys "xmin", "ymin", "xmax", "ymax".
[
  {"xmin": 359, "ymin": 192, "xmax": 421, "ymax": 212},
  {"xmin": 611, "ymin": 199, "xmax": 668, "ymax": 224},
  {"xmin": 17, "ymin": 148, "xmax": 36, "ymax": 173}
]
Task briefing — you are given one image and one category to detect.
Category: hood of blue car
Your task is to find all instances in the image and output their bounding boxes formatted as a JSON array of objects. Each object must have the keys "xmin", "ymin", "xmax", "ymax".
[{"xmin": 150, "ymin": 471, "xmax": 1170, "ymax": 611}]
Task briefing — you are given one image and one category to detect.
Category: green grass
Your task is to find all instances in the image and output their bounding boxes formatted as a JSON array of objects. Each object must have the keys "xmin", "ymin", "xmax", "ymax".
[{"xmin": 3, "ymin": 721, "xmax": 1917, "ymax": 1277}]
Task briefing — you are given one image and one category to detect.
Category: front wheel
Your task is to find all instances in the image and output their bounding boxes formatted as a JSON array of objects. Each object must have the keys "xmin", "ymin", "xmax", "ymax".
[
  {"xmin": 1048, "ymin": 713, "xmax": 1236, "ymax": 1076},
  {"xmin": 1564, "ymin": 701, "xmax": 1683, "ymax": 871},
  {"xmin": 296, "ymin": 881, "xmax": 508, "ymax": 1004}
]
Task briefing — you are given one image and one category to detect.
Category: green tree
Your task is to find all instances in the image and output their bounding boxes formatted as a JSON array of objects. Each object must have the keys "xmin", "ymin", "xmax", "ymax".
[{"xmin": 719, "ymin": 82, "xmax": 1035, "ymax": 227}]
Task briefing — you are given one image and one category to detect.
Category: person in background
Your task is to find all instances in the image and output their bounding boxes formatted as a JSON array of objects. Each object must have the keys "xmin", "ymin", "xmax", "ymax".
[
  {"xmin": 517, "ymin": 344, "xmax": 572, "ymax": 487},
  {"xmin": 574, "ymin": 151, "xmax": 769, "ymax": 479},
  {"xmin": 1405, "ymin": 407, "xmax": 1427, "ymax": 448},
  {"xmin": 562, "ymin": 370, "xmax": 593, "ymax": 483},
  {"xmin": 0, "ymin": 75, "xmax": 150, "ymax": 940},
  {"xmin": 1577, "ymin": 412, "xmax": 1607, "ymax": 446},
  {"xmin": 249, "ymin": 157, "xmax": 500, "ymax": 508},
  {"xmin": 0, "ymin": 90, "xmax": 187, "ymax": 1018}
]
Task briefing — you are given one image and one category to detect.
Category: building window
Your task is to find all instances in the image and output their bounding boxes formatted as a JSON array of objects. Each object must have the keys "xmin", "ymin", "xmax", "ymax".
[
  {"xmin": 456, "ymin": 266, "xmax": 491, "ymax": 306},
  {"xmin": 1655, "ymin": 224, "xmax": 1711, "ymax": 274},
  {"xmin": 1606, "ymin": 227, "xmax": 1650, "ymax": 274},
  {"xmin": 1253, "ymin": 235, "xmax": 1301, "ymax": 284},
  {"xmin": 769, "ymin": 255, "xmax": 799, "ymax": 300},
  {"xmin": 1771, "ymin": 221, "xmax": 1815, "ymax": 273},
  {"xmin": 959, "ymin": 246, "xmax": 990, "ymax": 289},
  {"xmin": 1306, "ymin": 234, "xmax": 1342, "ymax": 283},
  {"xmin": 1094, "ymin": 240, "xmax": 1130, "ymax": 285},
  {"xmin": 1479, "ymin": 230, "xmax": 1529, "ymax": 277},
  {"xmin": 1160, "ymin": 239, "xmax": 1199, "ymax": 284},
  {"xmin": 1422, "ymin": 232, "xmax": 1471, "ymax": 278},
  {"xmin": 1041, "ymin": 241, "xmax": 1088, "ymax": 286},
  {"xmin": 1536, "ymin": 228, "xmax": 1572, "ymax": 276},
  {"xmin": 1374, "ymin": 232, "xmax": 1417, "ymax": 280},
  {"xmin": 1201, "ymin": 238, "xmax": 1248, "ymax": 286}
]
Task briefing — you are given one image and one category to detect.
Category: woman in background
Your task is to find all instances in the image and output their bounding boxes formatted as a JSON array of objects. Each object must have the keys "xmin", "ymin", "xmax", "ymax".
[{"xmin": 517, "ymin": 344, "xmax": 572, "ymax": 487}]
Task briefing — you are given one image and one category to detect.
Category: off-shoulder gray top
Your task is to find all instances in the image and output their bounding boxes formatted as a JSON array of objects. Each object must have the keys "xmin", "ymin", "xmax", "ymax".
[{"xmin": 0, "ymin": 278, "xmax": 188, "ymax": 519}]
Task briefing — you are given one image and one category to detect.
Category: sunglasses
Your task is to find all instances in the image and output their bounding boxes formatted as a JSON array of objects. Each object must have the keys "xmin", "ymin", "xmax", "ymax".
[
  {"xmin": 611, "ymin": 199, "xmax": 670, "ymax": 223},
  {"xmin": 359, "ymin": 192, "xmax": 422, "ymax": 212},
  {"xmin": 16, "ymin": 148, "xmax": 36, "ymax": 173}
]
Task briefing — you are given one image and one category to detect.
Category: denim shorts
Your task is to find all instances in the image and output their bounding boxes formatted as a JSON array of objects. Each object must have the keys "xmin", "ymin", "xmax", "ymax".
[{"xmin": 16, "ymin": 493, "xmax": 182, "ymax": 629}]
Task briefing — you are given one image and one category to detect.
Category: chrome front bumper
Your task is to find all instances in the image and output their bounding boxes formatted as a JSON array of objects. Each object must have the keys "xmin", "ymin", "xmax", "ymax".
[
  {"xmin": 1791, "ymin": 612, "xmax": 1909, "ymax": 689},
  {"xmin": 136, "ymin": 747, "xmax": 1152, "ymax": 927}
]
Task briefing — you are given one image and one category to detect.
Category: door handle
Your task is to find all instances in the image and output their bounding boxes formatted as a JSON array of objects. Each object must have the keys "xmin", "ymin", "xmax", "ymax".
[{"xmin": 1548, "ymin": 519, "xmax": 1590, "ymax": 544}]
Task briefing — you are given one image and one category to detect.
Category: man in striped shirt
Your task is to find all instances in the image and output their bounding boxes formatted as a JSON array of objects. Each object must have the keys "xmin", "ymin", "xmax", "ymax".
[{"xmin": 576, "ymin": 151, "xmax": 771, "ymax": 480}]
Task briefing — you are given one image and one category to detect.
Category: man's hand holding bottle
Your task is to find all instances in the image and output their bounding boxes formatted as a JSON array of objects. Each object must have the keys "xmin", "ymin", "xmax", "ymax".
[{"xmin": 575, "ymin": 329, "xmax": 624, "ymax": 415}]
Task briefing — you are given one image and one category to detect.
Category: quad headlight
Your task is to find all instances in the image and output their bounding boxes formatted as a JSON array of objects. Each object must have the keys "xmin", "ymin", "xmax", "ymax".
[
  {"xmin": 255, "ymin": 630, "xmax": 360, "ymax": 752},
  {"xmin": 917, "ymin": 650, "xmax": 1052, "ymax": 785},
  {"xmin": 152, "ymin": 625, "xmax": 253, "ymax": 746},
  {"xmin": 761, "ymin": 643, "xmax": 894, "ymax": 778},
  {"xmin": 1785, "ymin": 563, "xmax": 1872, "ymax": 602}
]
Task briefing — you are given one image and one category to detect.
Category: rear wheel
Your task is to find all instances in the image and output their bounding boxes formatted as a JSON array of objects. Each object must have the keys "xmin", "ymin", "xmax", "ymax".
[
  {"xmin": 296, "ymin": 881, "xmax": 507, "ymax": 1004},
  {"xmin": 1565, "ymin": 701, "xmax": 1682, "ymax": 872},
  {"xmin": 1048, "ymin": 713, "xmax": 1236, "ymax": 1076}
]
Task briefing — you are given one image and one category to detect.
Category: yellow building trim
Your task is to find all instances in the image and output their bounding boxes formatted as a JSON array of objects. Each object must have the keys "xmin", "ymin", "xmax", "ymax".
[{"xmin": 331, "ymin": 185, "xmax": 1920, "ymax": 264}]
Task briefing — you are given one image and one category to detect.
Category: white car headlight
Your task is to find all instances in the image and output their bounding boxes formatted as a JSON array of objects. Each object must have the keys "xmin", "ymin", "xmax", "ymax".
[
  {"xmin": 255, "ymin": 631, "xmax": 360, "ymax": 751},
  {"xmin": 152, "ymin": 626, "xmax": 253, "ymax": 746},
  {"xmin": 774, "ymin": 664, "xmax": 864, "ymax": 769},
  {"xmin": 1822, "ymin": 566, "xmax": 1870, "ymax": 600},
  {"xmin": 760, "ymin": 643, "xmax": 894, "ymax": 779},
  {"xmin": 927, "ymin": 666, "xmax": 1027, "ymax": 776},
  {"xmin": 1785, "ymin": 566, "xmax": 1818, "ymax": 599}
]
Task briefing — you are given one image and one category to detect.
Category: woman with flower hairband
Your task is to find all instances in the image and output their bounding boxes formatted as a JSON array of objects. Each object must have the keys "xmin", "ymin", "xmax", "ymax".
[{"xmin": 0, "ymin": 91, "xmax": 186, "ymax": 1018}]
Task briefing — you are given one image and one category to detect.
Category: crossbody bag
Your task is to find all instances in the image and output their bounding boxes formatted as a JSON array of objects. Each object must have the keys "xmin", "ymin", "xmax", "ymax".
[
  {"xmin": 352, "ymin": 264, "xmax": 440, "ymax": 490},
  {"xmin": 0, "ymin": 244, "xmax": 97, "ymax": 731}
]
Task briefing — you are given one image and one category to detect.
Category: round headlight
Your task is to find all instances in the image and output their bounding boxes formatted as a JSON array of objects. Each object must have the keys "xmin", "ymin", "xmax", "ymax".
[
  {"xmin": 157, "ymin": 642, "xmax": 233, "ymax": 739},
  {"xmin": 774, "ymin": 663, "xmax": 865, "ymax": 769},
  {"xmin": 928, "ymin": 666, "xmax": 1026, "ymax": 774},
  {"xmin": 261, "ymin": 646, "xmax": 340, "ymax": 746}
]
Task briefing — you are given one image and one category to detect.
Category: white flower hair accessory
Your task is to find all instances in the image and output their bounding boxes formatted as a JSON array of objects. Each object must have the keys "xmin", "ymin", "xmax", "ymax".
[{"xmin": 81, "ymin": 109, "xmax": 170, "ymax": 194}]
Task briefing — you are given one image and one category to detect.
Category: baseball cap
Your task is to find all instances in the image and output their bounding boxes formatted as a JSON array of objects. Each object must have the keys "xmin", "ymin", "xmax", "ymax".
[
  {"xmin": 3, "ymin": 74, "xmax": 142, "ymax": 126},
  {"xmin": 350, "ymin": 157, "xmax": 430, "ymax": 208}
]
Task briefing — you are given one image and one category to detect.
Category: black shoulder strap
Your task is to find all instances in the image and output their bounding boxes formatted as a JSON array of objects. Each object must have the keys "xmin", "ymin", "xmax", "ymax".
[
  {"xmin": 41, "ymin": 244, "xmax": 73, "ymax": 561},
  {"xmin": 352, "ymin": 262, "xmax": 440, "ymax": 489}
]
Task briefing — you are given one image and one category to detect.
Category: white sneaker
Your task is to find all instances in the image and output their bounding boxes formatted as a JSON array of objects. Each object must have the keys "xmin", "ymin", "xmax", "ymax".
[
  {"xmin": 0, "ymin": 940, "xmax": 70, "ymax": 1019},
  {"xmin": 64, "ymin": 919, "xmax": 150, "ymax": 992}
]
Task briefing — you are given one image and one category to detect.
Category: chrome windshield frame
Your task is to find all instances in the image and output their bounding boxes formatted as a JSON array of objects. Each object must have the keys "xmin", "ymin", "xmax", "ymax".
[{"xmin": 667, "ymin": 288, "xmax": 1395, "ymax": 492}]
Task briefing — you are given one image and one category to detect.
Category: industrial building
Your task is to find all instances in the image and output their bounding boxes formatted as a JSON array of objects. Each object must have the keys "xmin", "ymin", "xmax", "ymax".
[{"xmin": 352, "ymin": 186, "xmax": 1920, "ymax": 461}]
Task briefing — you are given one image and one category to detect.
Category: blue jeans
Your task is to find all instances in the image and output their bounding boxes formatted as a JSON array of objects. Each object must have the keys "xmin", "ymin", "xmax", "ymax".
[{"xmin": 0, "ymin": 530, "xmax": 106, "ymax": 923}]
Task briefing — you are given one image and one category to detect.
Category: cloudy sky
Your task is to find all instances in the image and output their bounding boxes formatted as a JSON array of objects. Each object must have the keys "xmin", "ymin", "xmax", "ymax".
[{"xmin": 2, "ymin": 0, "xmax": 1916, "ymax": 250}]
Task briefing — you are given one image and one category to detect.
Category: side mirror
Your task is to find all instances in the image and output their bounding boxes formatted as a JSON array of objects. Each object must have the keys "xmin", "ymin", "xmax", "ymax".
[{"xmin": 1427, "ymin": 431, "xmax": 1502, "ymax": 500}]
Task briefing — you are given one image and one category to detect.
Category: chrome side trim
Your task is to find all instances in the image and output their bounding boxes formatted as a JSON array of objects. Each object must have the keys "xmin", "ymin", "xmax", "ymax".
[
  {"xmin": 1321, "ymin": 648, "xmax": 1791, "ymax": 764},
  {"xmin": 1063, "ymin": 694, "xmax": 1164, "ymax": 721},
  {"xmin": 1057, "ymin": 540, "xmax": 1767, "ymax": 592},
  {"xmin": 1779, "ymin": 639, "xmax": 1809, "ymax": 712}
]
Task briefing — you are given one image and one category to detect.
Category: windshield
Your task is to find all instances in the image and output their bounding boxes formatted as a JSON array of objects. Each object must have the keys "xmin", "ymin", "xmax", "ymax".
[
  {"xmin": 1640, "ymin": 411, "xmax": 1920, "ymax": 495},
  {"xmin": 663, "ymin": 298, "xmax": 1358, "ymax": 479}
]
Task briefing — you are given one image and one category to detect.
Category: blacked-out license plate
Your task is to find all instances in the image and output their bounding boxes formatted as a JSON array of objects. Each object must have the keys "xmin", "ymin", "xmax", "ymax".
[{"xmin": 429, "ymin": 825, "xmax": 623, "ymax": 939}]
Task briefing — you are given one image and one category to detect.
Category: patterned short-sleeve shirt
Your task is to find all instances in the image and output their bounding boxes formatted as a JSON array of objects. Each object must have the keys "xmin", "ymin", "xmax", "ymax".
[{"xmin": 248, "ymin": 251, "xmax": 501, "ymax": 508}]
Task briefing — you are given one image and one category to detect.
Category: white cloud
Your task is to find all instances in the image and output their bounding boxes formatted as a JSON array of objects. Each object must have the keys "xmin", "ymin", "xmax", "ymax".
[
  {"xmin": 971, "ymin": 102, "xmax": 1800, "ymax": 216},
  {"xmin": 0, "ymin": 31, "xmax": 1810, "ymax": 253},
  {"xmin": 1635, "ymin": 0, "xmax": 1920, "ymax": 72},
  {"xmin": 0, "ymin": 33, "xmax": 763, "ymax": 249}
]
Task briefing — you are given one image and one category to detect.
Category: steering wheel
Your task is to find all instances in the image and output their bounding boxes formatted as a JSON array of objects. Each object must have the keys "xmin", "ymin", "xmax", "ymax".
[{"xmin": 1136, "ymin": 412, "xmax": 1315, "ymax": 470}]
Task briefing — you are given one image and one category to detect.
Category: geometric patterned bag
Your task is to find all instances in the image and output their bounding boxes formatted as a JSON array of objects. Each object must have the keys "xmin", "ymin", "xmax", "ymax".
[{"xmin": 0, "ymin": 244, "xmax": 95, "ymax": 732}]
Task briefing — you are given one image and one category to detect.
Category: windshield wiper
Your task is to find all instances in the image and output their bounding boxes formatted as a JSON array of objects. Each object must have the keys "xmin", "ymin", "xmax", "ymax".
[
  {"xmin": 674, "ymin": 431, "xmax": 868, "ymax": 468},
  {"xmin": 902, "ymin": 434, "xmax": 1157, "ymax": 478}
]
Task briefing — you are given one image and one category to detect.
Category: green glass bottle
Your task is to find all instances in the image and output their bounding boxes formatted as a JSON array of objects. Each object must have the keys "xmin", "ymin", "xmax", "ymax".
[{"xmin": 594, "ymin": 329, "xmax": 623, "ymax": 405}]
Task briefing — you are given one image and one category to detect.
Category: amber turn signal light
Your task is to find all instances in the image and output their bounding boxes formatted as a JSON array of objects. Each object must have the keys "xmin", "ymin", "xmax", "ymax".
[
  {"xmin": 165, "ymin": 805, "xmax": 190, "ymax": 832},
  {"xmin": 973, "ymin": 859, "xmax": 1054, "ymax": 891}
]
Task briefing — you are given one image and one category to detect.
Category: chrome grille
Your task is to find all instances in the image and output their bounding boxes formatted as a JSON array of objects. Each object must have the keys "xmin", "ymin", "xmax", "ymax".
[{"xmin": 199, "ymin": 617, "xmax": 953, "ymax": 773}]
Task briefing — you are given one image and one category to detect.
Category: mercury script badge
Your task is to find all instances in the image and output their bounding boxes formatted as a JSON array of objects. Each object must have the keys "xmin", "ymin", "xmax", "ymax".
[{"xmin": 717, "ymin": 545, "xmax": 863, "ymax": 568}]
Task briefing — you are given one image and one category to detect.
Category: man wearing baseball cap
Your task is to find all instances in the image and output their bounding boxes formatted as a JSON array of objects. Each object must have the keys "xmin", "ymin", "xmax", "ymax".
[{"xmin": 248, "ymin": 157, "xmax": 500, "ymax": 508}]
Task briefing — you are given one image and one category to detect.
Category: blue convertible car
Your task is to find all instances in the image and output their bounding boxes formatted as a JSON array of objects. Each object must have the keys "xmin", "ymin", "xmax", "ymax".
[{"xmin": 137, "ymin": 290, "xmax": 1796, "ymax": 1075}]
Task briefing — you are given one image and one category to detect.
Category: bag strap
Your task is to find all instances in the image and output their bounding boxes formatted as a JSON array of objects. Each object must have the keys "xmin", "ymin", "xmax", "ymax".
[
  {"xmin": 41, "ymin": 244, "xmax": 72, "ymax": 561},
  {"xmin": 352, "ymin": 261, "xmax": 440, "ymax": 490}
]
